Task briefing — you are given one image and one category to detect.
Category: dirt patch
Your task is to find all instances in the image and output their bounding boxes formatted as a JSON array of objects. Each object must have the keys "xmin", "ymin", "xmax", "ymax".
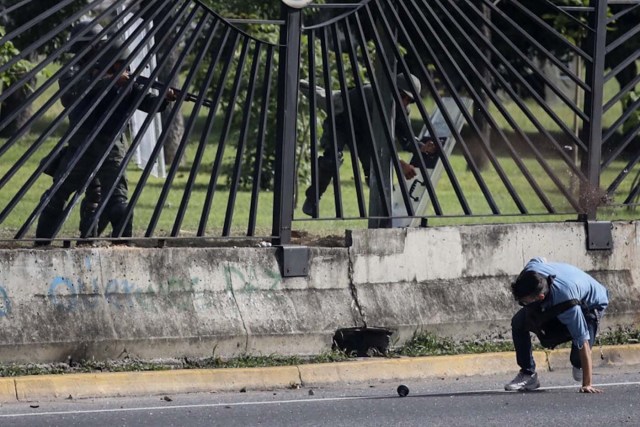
[{"xmin": 291, "ymin": 230, "xmax": 347, "ymax": 247}]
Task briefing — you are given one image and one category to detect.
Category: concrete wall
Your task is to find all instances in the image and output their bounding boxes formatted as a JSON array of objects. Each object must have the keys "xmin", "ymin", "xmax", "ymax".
[
  {"xmin": 0, "ymin": 221, "xmax": 639, "ymax": 363},
  {"xmin": 348, "ymin": 222, "xmax": 640, "ymax": 343}
]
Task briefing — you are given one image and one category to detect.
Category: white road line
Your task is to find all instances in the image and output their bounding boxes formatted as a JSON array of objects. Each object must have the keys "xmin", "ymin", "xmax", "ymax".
[
  {"xmin": 540, "ymin": 381, "xmax": 640, "ymax": 390},
  {"xmin": 1, "ymin": 381, "xmax": 639, "ymax": 419},
  {"xmin": 0, "ymin": 396, "xmax": 369, "ymax": 418}
]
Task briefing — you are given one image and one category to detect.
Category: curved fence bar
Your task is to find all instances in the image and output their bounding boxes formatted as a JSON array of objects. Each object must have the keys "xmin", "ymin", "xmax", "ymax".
[{"xmin": 0, "ymin": 0, "xmax": 638, "ymax": 246}]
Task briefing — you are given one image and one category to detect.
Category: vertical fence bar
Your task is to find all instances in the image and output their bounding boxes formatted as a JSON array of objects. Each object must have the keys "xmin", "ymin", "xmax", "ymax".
[
  {"xmin": 305, "ymin": 30, "xmax": 321, "ymax": 219},
  {"xmin": 368, "ymin": 1, "xmax": 398, "ymax": 228},
  {"xmin": 272, "ymin": 4, "xmax": 303, "ymax": 245},
  {"xmin": 248, "ymin": 45, "xmax": 275, "ymax": 237},
  {"xmin": 581, "ymin": 0, "xmax": 608, "ymax": 220}
]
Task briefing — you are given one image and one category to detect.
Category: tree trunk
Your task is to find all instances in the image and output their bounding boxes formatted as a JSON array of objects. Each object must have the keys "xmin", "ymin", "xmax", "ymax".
[
  {"xmin": 468, "ymin": 4, "xmax": 492, "ymax": 171},
  {"xmin": 159, "ymin": 45, "xmax": 185, "ymax": 166},
  {"xmin": 148, "ymin": 3, "xmax": 185, "ymax": 166}
]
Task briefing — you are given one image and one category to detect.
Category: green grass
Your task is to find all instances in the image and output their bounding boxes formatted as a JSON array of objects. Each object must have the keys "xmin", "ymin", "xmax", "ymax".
[
  {"xmin": 1, "ymin": 62, "xmax": 640, "ymax": 242},
  {"xmin": 0, "ymin": 135, "xmax": 277, "ymax": 240},
  {"xmin": 396, "ymin": 327, "xmax": 640, "ymax": 357},
  {"xmin": 0, "ymin": 351, "xmax": 351, "ymax": 377},
  {"xmin": 2, "ymin": 123, "xmax": 640, "ymax": 241},
  {"xmin": 393, "ymin": 332, "xmax": 514, "ymax": 357}
]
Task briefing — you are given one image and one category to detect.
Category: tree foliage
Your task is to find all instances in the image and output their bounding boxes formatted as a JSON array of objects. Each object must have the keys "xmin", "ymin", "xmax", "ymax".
[
  {"xmin": 0, "ymin": 27, "xmax": 32, "ymax": 88},
  {"xmin": 195, "ymin": 0, "xmax": 325, "ymax": 191},
  {"xmin": 199, "ymin": 0, "xmax": 283, "ymax": 20},
  {"xmin": 0, "ymin": 0, "xmax": 89, "ymax": 55}
]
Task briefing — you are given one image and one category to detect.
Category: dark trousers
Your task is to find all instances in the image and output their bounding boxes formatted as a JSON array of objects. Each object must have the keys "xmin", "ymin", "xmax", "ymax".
[
  {"xmin": 36, "ymin": 144, "xmax": 131, "ymax": 242},
  {"xmin": 511, "ymin": 307, "xmax": 600, "ymax": 374},
  {"xmin": 79, "ymin": 179, "xmax": 110, "ymax": 238},
  {"xmin": 305, "ymin": 118, "xmax": 371, "ymax": 201}
]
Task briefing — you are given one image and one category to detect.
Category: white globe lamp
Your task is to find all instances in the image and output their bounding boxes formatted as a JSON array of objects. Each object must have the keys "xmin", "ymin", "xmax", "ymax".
[{"xmin": 282, "ymin": 0, "xmax": 312, "ymax": 8}]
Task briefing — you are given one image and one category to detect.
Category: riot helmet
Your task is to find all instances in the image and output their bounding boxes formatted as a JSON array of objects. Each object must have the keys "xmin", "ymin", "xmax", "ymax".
[
  {"xmin": 94, "ymin": 38, "xmax": 130, "ymax": 74},
  {"xmin": 68, "ymin": 20, "xmax": 106, "ymax": 55},
  {"xmin": 396, "ymin": 73, "xmax": 421, "ymax": 103}
]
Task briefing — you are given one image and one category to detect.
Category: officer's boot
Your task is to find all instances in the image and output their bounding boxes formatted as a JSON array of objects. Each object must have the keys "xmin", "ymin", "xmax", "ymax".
[
  {"xmin": 79, "ymin": 200, "xmax": 100, "ymax": 240},
  {"xmin": 108, "ymin": 202, "xmax": 133, "ymax": 245},
  {"xmin": 302, "ymin": 156, "xmax": 335, "ymax": 217},
  {"xmin": 35, "ymin": 205, "xmax": 64, "ymax": 246},
  {"xmin": 79, "ymin": 180, "xmax": 102, "ymax": 240}
]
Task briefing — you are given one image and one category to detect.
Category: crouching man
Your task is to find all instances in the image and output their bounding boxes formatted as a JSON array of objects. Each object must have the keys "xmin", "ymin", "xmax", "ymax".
[{"xmin": 505, "ymin": 257, "xmax": 609, "ymax": 393}]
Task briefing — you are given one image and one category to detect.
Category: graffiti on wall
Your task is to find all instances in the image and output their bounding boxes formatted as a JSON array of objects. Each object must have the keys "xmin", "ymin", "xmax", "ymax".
[
  {"xmin": 44, "ymin": 263, "xmax": 282, "ymax": 313},
  {"xmin": 224, "ymin": 265, "xmax": 282, "ymax": 294},
  {"xmin": 0, "ymin": 285, "xmax": 11, "ymax": 317},
  {"xmin": 47, "ymin": 275, "xmax": 202, "ymax": 312},
  {"xmin": 1, "ymin": 253, "xmax": 283, "ymax": 315}
]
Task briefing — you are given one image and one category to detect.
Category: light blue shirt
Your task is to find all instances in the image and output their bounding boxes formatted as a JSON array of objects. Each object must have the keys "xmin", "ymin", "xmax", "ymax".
[{"xmin": 523, "ymin": 257, "xmax": 609, "ymax": 347}]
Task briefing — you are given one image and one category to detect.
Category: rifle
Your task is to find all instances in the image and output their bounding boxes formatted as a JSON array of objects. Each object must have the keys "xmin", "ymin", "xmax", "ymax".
[{"xmin": 135, "ymin": 76, "xmax": 214, "ymax": 109}]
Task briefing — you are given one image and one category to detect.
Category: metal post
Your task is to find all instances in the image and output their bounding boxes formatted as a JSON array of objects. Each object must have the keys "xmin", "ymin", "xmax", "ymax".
[
  {"xmin": 368, "ymin": 4, "xmax": 397, "ymax": 229},
  {"xmin": 272, "ymin": 4, "xmax": 303, "ymax": 245},
  {"xmin": 367, "ymin": 76, "xmax": 394, "ymax": 229},
  {"xmin": 470, "ymin": 3, "xmax": 491, "ymax": 172},
  {"xmin": 580, "ymin": 0, "xmax": 607, "ymax": 220}
]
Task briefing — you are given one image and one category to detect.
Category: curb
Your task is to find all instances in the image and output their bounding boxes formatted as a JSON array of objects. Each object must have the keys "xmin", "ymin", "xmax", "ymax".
[
  {"xmin": 2, "ymin": 366, "xmax": 301, "ymax": 403},
  {"xmin": 1, "ymin": 344, "xmax": 638, "ymax": 403}
]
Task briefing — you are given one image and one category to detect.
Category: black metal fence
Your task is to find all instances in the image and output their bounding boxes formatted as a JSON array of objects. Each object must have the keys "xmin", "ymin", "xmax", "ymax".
[{"xmin": 0, "ymin": 0, "xmax": 638, "ymax": 246}]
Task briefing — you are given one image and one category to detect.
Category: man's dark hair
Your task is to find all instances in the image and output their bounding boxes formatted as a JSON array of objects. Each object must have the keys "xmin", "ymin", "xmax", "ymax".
[{"xmin": 511, "ymin": 270, "xmax": 550, "ymax": 300}]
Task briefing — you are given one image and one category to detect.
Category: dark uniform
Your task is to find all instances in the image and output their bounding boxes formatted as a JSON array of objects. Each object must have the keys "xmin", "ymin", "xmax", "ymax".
[
  {"xmin": 304, "ymin": 83, "xmax": 420, "ymax": 205},
  {"xmin": 45, "ymin": 21, "xmax": 107, "ymax": 239},
  {"xmin": 36, "ymin": 44, "xmax": 171, "ymax": 244},
  {"xmin": 58, "ymin": 64, "xmax": 108, "ymax": 238}
]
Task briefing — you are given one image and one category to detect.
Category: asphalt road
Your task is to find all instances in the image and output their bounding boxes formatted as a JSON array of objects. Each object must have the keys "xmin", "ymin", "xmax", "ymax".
[{"xmin": 1, "ymin": 365, "xmax": 639, "ymax": 427}]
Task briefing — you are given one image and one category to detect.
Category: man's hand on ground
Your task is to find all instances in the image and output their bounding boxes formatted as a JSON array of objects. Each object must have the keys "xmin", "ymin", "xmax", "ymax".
[{"xmin": 580, "ymin": 385, "xmax": 602, "ymax": 393}]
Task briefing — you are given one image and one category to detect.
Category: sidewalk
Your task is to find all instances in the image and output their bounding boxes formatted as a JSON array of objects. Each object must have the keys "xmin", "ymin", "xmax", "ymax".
[{"xmin": 1, "ymin": 344, "xmax": 638, "ymax": 402}]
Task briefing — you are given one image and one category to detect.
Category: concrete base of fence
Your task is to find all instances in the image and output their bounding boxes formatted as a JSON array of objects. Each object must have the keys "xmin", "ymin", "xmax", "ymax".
[{"xmin": 0, "ymin": 221, "xmax": 639, "ymax": 363}]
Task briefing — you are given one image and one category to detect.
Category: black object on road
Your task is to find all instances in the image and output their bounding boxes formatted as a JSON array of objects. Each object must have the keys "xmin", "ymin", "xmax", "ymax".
[{"xmin": 397, "ymin": 385, "xmax": 410, "ymax": 397}]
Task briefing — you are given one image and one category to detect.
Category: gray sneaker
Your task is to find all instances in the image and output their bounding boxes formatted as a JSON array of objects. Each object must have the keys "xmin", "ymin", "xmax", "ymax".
[
  {"xmin": 504, "ymin": 371, "xmax": 540, "ymax": 391},
  {"xmin": 572, "ymin": 366, "xmax": 582, "ymax": 382}
]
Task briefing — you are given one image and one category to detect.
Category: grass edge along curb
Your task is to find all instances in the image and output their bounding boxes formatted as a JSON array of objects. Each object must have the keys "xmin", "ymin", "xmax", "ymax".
[{"xmin": 1, "ymin": 328, "xmax": 638, "ymax": 378}]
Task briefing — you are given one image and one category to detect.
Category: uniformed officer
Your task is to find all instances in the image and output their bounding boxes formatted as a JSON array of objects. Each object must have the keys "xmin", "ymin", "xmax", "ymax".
[
  {"xmin": 36, "ymin": 36, "xmax": 176, "ymax": 245},
  {"xmin": 50, "ymin": 20, "xmax": 109, "ymax": 239},
  {"xmin": 301, "ymin": 73, "xmax": 437, "ymax": 217}
]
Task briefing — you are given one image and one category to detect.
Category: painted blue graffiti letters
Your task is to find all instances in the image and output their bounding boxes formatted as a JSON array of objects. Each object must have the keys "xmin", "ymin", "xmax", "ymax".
[
  {"xmin": 48, "ymin": 277, "xmax": 77, "ymax": 311},
  {"xmin": 45, "ymin": 275, "xmax": 204, "ymax": 313},
  {"xmin": 0, "ymin": 286, "xmax": 12, "ymax": 317},
  {"xmin": 77, "ymin": 278, "xmax": 101, "ymax": 309},
  {"xmin": 104, "ymin": 279, "xmax": 135, "ymax": 310}
]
